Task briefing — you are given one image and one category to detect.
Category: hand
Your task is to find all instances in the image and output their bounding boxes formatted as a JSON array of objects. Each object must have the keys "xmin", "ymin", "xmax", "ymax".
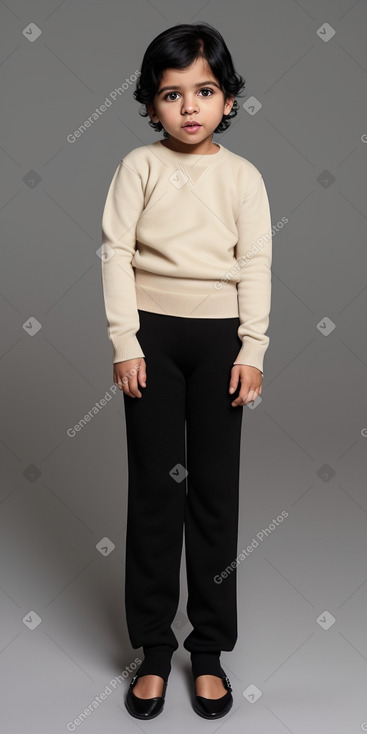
[
  {"xmin": 229, "ymin": 364, "xmax": 263, "ymax": 407},
  {"xmin": 113, "ymin": 358, "xmax": 147, "ymax": 398}
]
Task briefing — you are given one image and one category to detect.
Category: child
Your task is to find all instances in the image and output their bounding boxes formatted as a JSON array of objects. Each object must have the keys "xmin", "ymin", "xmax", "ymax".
[{"xmin": 101, "ymin": 22, "xmax": 272, "ymax": 721}]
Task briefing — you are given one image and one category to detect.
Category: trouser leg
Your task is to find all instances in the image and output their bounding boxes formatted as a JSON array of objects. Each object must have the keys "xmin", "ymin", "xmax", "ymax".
[
  {"xmin": 123, "ymin": 310, "xmax": 187, "ymax": 661},
  {"xmin": 182, "ymin": 317, "xmax": 244, "ymax": 657}
]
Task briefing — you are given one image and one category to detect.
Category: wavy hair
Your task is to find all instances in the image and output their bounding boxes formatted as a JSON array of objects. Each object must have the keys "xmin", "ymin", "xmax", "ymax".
[{"xmin": 133, "ymin": 23, "xmax": 246, "ymax": 138}]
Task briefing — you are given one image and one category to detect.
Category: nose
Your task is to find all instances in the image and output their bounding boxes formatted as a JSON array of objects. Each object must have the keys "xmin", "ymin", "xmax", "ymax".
[{"xmin": 181, "ymin": 94, "xmax": 199, "ymax": 114}]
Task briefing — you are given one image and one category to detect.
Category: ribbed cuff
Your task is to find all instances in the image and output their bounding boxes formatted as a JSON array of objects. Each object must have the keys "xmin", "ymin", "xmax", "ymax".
[
  {"xmin": 233, "ymin": 340, "xmax": 267, "ymax": 374},
  {"xmin": 111, "ymin": 335, "xmax": 145, "ymax": 363},
  {"xmin": 136, "ymin": 645, "xmax": 174, "ymax": 680},
  {"xmin": 190, "ymin": 651, "xmax": 226, "ymax": 680}
]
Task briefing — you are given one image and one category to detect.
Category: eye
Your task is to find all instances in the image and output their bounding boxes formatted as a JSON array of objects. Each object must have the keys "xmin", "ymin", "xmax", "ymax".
[
  {"xmin": 163, "ymin": 92, "xmax": 179, "ymax": 101},
  {"xmin": 163, "ymin": 87, "xmax": 214, "ymax": 101}
]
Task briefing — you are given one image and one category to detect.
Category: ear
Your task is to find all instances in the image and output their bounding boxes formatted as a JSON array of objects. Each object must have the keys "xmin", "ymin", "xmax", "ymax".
[{"xmin": 224, "ymin": 95, "xmax": 235, "ymax": 115}]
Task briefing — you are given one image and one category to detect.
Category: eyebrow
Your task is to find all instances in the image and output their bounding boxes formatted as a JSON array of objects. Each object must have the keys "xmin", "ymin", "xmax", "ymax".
[{"xmin": 157, "ymin": 80, "xmax": 221, "ymax": 95}]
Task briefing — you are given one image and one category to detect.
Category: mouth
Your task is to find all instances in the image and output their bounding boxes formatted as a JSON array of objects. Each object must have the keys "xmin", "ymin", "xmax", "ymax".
[{"xmin": 182, "ymin": 122, "xmax": 202, "ymax": 133}]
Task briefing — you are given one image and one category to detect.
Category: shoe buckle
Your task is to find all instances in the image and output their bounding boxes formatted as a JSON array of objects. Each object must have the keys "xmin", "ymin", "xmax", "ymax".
[
  {"xmin": 130, "ymin": 674, "xmax": 138, "ymax": 687},
  {"xmin": 224, "ymin": 675, "xmax": 232, "ymax": 691}
]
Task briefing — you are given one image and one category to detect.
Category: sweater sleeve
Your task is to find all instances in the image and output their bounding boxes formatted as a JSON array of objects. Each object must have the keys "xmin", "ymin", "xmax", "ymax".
[
  {"xmin": 101, "ymin": 160, "xmax": 146, "ymax": 363},
  {"xmin": 233, "ymin": 174, "xmax": 272, "ymax": 374}
]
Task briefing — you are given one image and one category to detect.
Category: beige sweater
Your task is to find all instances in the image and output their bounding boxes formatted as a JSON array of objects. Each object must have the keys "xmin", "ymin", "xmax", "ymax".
[{"xmin": 101, "ymin": 140, "xmax": 272, "ymax": 373}]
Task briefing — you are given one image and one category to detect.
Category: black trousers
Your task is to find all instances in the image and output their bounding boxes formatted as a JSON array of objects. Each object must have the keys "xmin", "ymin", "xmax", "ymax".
[{"xmin": 123, "ymin": 309, "xmax": 244, "ymax": 666}]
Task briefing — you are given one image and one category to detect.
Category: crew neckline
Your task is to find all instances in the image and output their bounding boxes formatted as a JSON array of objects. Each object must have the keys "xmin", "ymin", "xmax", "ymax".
[{"xmin": 155, "ymin": 140, "xmax": 226, "ymax": 160}]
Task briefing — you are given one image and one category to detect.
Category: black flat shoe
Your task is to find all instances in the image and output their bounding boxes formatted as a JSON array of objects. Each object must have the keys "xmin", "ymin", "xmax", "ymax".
[
  {"xmin": 125, "ymin": 672, "xmax": 168, "ymax": 720},
  {"xmin": 192, "ymin": 674, "xmax": 233, "ymax": 719}
]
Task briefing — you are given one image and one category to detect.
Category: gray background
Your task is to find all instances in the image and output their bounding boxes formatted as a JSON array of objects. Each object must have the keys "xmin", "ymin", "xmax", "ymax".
[{"xmin": 1, "ymin": 1, "xmax": 367, "ymax": 732}]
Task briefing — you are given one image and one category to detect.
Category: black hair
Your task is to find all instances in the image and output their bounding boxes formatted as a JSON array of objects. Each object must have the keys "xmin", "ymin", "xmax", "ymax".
[{"xmin": 133, "ymin": 22, "xmax": 246, "ymax": 138}]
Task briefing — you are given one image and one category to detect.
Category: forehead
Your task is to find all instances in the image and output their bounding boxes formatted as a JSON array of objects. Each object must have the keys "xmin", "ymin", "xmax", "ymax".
[{"xmin": 159, "ymin": 57, "xmax": 216, "ymax": 85}]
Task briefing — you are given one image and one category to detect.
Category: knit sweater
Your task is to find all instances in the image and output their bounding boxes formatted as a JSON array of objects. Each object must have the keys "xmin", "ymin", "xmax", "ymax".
[{"xmin": 101, "ymin": 140, "xmax": 272, "ymax": 374}]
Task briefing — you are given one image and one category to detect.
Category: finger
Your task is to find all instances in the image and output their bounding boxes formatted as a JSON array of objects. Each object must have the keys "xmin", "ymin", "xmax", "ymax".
[
  {"xmin": 231, "ymin": 391, "xmax": 248, "ymax": 406},
  {"xmin": 127, "ymin": 363, "xmax": 145, "ymax": 395},
  {"xmin": 231, "ymin": 386, "xmax": 259, "ymax": 407},
  {"xmin": 115, "ymin": 373, "xmax": 137, "ymax": 398},
  {"xmin": 231, "ymin": 398, "xmax": 243, "ymax": 407},
  {"xmin": 138, "ymin": 365, "xmax": 147, "ymax": 388},
  {"xmin": 124, "ymin": 375, "xmax": 142, "ymax": 398},
  {"xmin": 114, "ymin": 373, "xmax": 127, "ymax": 393},
  {"xmin": 229, "ymin": 374, "xmax": 239, "ymax": 394},
  {"xmin": 241, "ymin": 387, "xmax": 260, "ymax": 405}
]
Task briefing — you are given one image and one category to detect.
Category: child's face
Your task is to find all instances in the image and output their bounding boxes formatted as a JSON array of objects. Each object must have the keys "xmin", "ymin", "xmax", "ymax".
[{"xmin": 147, "ymin": 56, "xmax": 234, "ymax": 146}]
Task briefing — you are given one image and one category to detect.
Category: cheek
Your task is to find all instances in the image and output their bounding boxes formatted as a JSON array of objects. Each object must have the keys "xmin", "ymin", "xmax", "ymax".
[{"xmin": 157, "ymin": 105, "xmax": 172, "ymax": 119}]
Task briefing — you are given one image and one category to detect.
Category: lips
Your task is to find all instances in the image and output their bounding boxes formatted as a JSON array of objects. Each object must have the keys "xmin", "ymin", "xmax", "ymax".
[{"xmin": 183, "ymin": 122, "xmax": 201, "ymax": 127}]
